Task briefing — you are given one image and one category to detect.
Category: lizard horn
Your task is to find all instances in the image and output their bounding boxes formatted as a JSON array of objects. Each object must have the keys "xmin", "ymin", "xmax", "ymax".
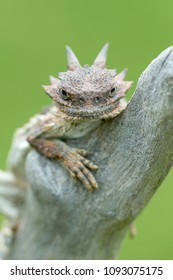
[
  {"xmin": 66, "ymin": 45, "xmax": 81, "ymax": 71},
  {"xmin": 92, "ymin": 43, "xmax": 109, "ymax": 69},
  {"xmin": 114, "ymin": 69, "xmax": 128, "ymax": 81}
]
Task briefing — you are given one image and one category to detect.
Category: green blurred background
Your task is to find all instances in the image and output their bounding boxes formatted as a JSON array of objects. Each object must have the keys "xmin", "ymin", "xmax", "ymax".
[{"xmin": 0, "ymin": 0, "xmax": 173, "ymax": 259}]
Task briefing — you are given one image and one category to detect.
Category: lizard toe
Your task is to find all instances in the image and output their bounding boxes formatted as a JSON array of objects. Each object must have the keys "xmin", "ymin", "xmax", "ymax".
[
  {"xmin": 78, "ymin": 162, "xmax": 99, "ymax": 190},
  {"xmin": 73, "ymin": 167, "xmax": 93, "ymax": 192},
  {"xmin": 78, "ymin": 155, "xmax": 99, "ymax": 170},
  {"xmin": 76, "ymin": 148, "xmax": 88, "ymax": 156}
]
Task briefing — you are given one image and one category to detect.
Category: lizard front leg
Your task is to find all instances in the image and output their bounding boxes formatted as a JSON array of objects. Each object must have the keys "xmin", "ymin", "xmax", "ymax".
[{"xmin": 27, "ymin": 137, "xmax": 99, "ymax": 191}]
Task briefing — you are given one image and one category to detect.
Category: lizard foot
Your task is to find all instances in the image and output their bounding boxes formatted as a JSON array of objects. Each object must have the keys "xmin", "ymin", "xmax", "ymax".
[
  {"xmin": 28, "ymin": 137, "xmax": 99, "ymax": 191},
  {"xmin": 61, "ymin": 148, "xmax": 99, "ymax": 192}
]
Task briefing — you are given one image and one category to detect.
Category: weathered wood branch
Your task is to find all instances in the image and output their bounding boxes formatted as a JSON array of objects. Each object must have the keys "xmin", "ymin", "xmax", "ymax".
[{"xmin": 5, "ymin": 47, "xmax": 173, "ymax": 259}]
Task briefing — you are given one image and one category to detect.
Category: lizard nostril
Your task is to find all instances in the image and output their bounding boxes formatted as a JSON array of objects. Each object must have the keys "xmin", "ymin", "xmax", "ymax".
[
  {"xmin": 79, "ymin": 97, "xmax": 85, "ymax": 104},
  {"xmin": 93, "ymin": 96, "xmax": 106, "ymax": 104},
  {"xmin": 94, "ymin": 97, "xmax": 101, "ymax": 103}
]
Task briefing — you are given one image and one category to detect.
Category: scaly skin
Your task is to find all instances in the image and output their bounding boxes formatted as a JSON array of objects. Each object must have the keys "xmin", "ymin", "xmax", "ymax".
[{"xmin": 11, "ymin": 44, "xmax": 133, "ymax": 191}]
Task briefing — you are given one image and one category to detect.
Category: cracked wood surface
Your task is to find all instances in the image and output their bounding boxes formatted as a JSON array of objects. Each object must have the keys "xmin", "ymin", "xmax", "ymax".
[{"xmin": 6, "ymin": 47, "xmax": 173, "ymax": 259}]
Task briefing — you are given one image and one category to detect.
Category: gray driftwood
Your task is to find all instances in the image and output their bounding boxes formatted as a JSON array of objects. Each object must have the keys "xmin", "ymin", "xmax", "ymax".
[{"xmin": 5, "ymin": 47, "xmax": 173, "ymax": 259}]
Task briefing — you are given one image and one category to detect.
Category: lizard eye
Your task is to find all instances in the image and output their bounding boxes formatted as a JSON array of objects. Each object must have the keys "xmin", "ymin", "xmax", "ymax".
[
  {"xmin": 59, "ymin": 89, "xmax": 69, "ymax": 100},
  {"xmin": 109, "ymin": 87, "xmax": 116, "ymax": 97}
]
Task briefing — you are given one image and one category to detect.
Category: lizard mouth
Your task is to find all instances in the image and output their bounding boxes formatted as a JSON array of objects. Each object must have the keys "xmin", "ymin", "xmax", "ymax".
[{"xmin": 57, "ymin": 99, "xmax": 128, "ymax": 120}]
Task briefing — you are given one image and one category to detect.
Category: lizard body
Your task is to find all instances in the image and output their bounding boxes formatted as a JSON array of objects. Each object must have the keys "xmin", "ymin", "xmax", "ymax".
[{"xmin": 3, "ymin": 44, "xmax": 132, "ymax": 194}]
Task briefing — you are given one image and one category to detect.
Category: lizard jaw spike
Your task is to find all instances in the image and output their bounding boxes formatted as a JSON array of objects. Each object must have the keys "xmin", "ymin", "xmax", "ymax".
[
  {"xmin": 115, "ymin": 68, "xmax": 128, "ymax": 81},
  {"xmin": 92, "ymin": 43, "xmax": 109, "ymax": 69},
  {"xmin": 50, "ymin": 75, "xmax": 59, "ymax": 85},
  {"xmin": 66, "ymin": 45, "xmax": 81, "ymax": 71}
]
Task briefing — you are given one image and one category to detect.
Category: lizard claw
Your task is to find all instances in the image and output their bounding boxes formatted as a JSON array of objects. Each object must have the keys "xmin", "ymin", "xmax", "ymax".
[{"xmin": 62, "ymin": 148, "xmax": 99, "ymax": 191}]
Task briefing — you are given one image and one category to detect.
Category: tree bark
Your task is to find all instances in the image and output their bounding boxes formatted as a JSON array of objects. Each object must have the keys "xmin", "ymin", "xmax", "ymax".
[{"xmin": 5, "ymin": 47, "xmax": 173, "ymax": 259}]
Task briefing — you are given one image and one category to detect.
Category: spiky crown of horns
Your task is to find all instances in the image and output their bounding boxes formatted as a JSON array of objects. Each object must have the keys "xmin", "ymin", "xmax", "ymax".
[{"xmin": 43, "ymin": 44, "xmax": 133, "ymax": 120}]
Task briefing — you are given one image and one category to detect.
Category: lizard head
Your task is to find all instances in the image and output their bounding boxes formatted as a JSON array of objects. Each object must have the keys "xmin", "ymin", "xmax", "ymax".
[{"xmin": 43, "ymin": 44, "xmax": 133, "ymax": 120}]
